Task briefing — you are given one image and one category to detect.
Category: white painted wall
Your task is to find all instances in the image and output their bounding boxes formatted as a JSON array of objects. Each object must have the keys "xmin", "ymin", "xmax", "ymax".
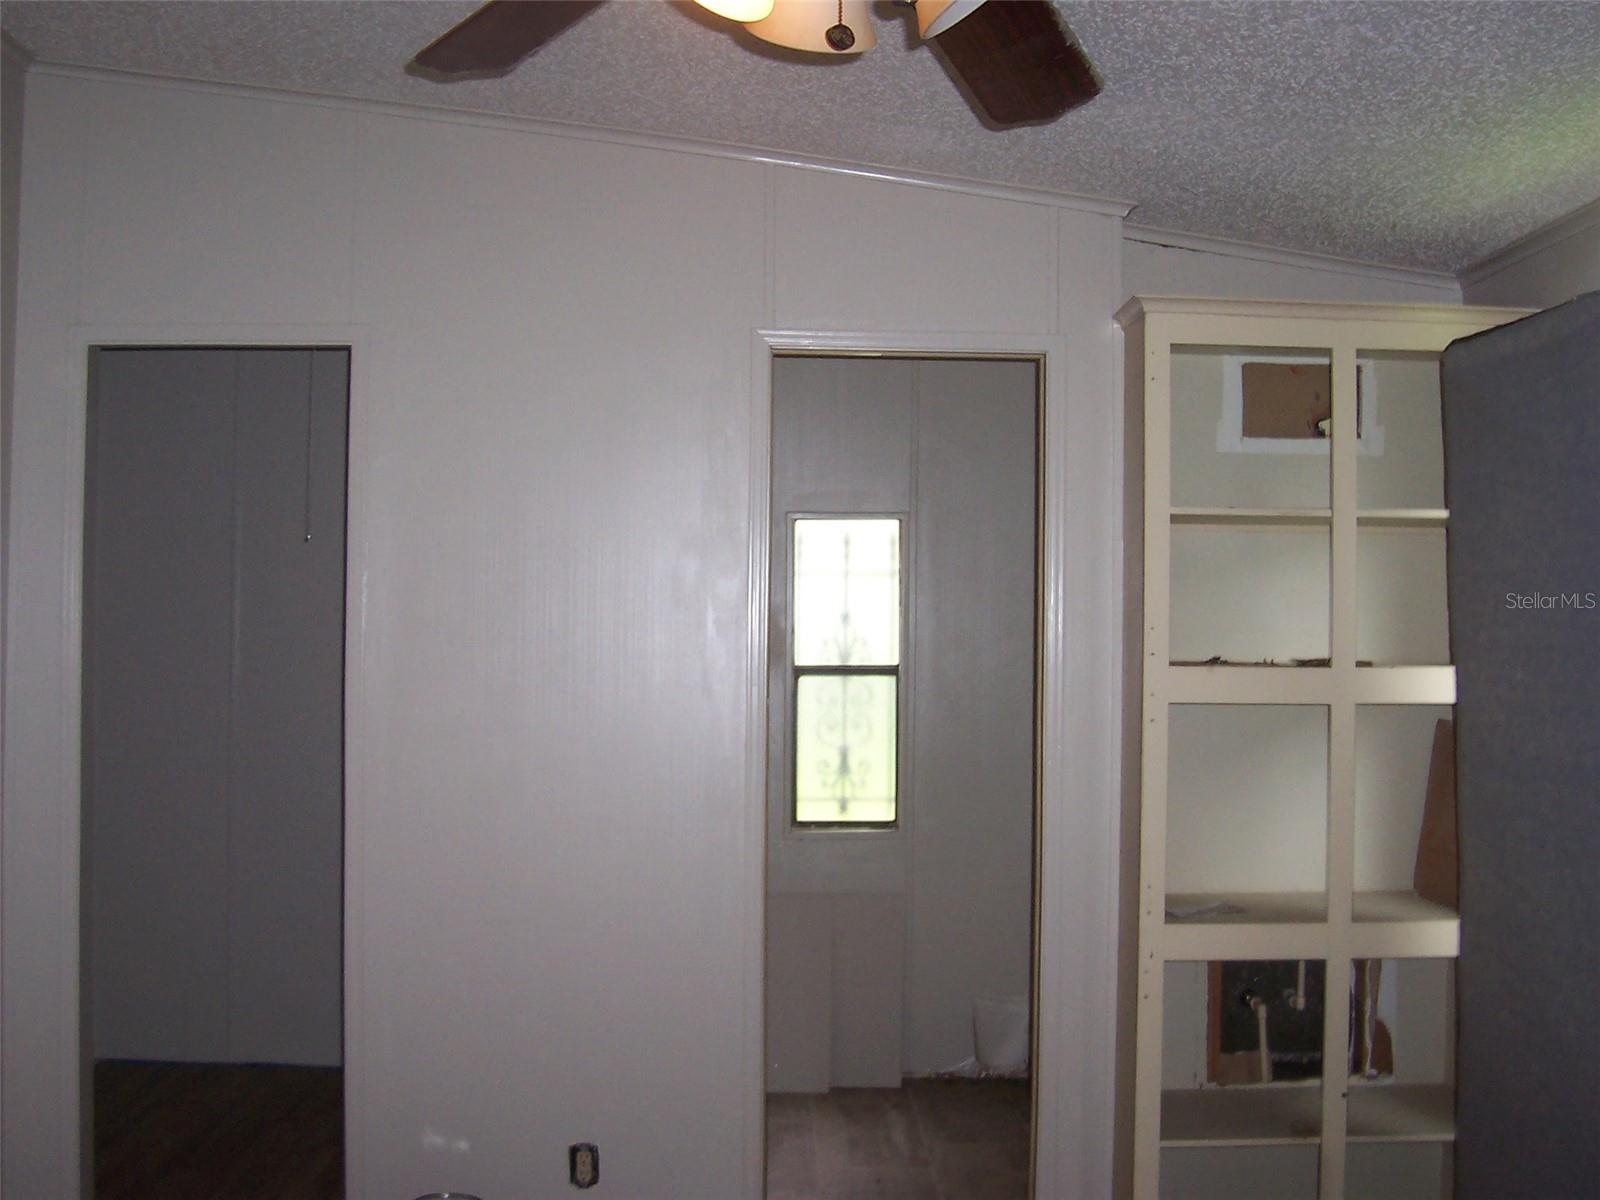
[
  {"xmin": 84, "ymin": 348, "xmax": 345, "ymax": 1068},
  {"xmin": 1459, "ymin": 197, "xmax": 1600, "ymax": 309},
  {"xmin": 1, "ymin": 68, "xmax": 1130, "ymax": 1200}
]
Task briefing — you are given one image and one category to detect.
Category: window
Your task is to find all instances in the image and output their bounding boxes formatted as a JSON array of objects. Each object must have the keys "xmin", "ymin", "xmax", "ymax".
[{"xmin": 790, "ymin": 517, "xmax": 902, "ymax": 826}]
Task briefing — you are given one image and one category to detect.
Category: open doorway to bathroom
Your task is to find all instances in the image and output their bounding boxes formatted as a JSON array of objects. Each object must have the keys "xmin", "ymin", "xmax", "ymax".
[
  {"xmin": 763, "ymin": 354, "xmax": 1040, "ymax": 1198},
  {"xmin": 81, "ymin": 347, "xmax": 348, "ymax": 1199}
]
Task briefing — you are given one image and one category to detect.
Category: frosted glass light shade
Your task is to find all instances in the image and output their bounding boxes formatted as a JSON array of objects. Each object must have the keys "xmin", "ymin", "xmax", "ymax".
[
  {"xmin": 747, "ymin": 0, "xmax": 877, "ymax": 54},
  {"xmin": 915, "ymin": 0, "xmax": 986, "ymax": 38},
  {"xmin": 694, "ymin": 0, "xmax": 776, "ymax": 21}
]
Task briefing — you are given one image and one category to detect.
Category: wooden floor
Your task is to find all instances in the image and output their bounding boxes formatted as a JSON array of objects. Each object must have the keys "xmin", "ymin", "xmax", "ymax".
[
  {"xmin": 94, "ymin": 1060, "xmax": 341, "ymax": 1200},
  {"xmin": 766, "ymin": 1080, "xmax": 1031, "ymax": 1200}
]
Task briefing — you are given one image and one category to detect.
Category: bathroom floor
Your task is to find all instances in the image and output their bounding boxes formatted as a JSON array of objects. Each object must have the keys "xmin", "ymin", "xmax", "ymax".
[{"xmin": 765, "ymin": 1079, "xmax": 1031, "ymax": 1199}]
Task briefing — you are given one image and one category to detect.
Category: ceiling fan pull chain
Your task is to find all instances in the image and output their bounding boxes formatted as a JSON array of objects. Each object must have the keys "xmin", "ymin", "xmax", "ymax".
[{"xmin": 826, "ymin": 0, "xmax": 856, "ymax": 52}]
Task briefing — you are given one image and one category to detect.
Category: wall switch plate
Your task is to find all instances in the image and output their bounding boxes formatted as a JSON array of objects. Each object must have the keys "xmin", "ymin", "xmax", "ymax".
[{"xmin": 569, "ymin": 1142, "xmax": 598, "ymax": 1189}]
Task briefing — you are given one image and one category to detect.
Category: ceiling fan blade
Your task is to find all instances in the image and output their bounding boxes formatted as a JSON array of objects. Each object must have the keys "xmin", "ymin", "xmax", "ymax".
[
  {"xmin": 412, "ymin": 0, "xmax": 602, "ymax": 76},
  {"xmin": 929, "ymin": 0, "xmax": 1101, "ymax": 127}
]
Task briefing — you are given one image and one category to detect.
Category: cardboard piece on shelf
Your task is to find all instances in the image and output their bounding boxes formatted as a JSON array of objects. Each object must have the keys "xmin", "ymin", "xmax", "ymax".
[
  {"xmin": 1413, "ymin": 719, "xmax": 1458, "ymax": 909},
  {"xmin": 1241, "ymin": 361, "xmax": 1331, "ymax": 439}
]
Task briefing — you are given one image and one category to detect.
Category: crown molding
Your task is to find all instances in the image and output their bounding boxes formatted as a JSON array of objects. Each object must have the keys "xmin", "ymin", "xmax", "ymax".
[
  {"xmin": 25, "ymin": 59, "xmax": 1135, "ymax": 219},
  {"xmin": 1115, "ymin": 294, "xmax": 1527, "ymax": 329},
  {"xmin": 1123, "ymin": 223, "xmax": 1458, "ymax": 292},
  {"xmin": 1457, "ymin": 196, "xmax": 1600, "ymax": 289}
]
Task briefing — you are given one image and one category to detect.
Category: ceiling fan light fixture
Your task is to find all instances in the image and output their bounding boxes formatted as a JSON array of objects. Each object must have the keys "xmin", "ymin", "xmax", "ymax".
[
  {"xmin": 693, "ymin": 0, "xmax": 777, "ymax": 21},
  {"xmin": 915, "ymin": 0, "xmax": 986, "ymax": 39},
  {"xmin": 747, "ymin": 0, "xmax": 876, "ymax": 55}
]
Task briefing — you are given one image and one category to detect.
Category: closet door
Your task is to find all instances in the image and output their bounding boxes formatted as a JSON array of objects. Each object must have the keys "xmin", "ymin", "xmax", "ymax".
[
  {"xmin": 229, "ymin": 349, "xmax": 347, "ymax": 1066},
  {"xmin": 87, "ymin": 349, "xmax": 238, "ymax": 1062},
  {"xmin": 86, "ymin": 347, "xmax": 347, "ymax": 1067},
  {"xmin": 1442, "ymin": 293, "xmax": 1599, "ymax": 1200}
]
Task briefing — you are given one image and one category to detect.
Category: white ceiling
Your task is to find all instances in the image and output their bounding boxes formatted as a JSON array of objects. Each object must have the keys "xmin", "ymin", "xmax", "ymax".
[{"xmin": 4, "ymin": 0, "xmax": 1599, "ymax": 272}]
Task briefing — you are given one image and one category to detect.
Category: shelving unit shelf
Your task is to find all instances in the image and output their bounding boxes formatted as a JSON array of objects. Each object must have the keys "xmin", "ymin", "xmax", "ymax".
[
  {"xmin": 1117, "ymin": 297, "xmax": 1526, "ymax": 1200},
  {"xmin": 1160, "ymin": 1082, "xmax": 1455, "ymax": 1149},
  {"xmin": 1171, "ymin": 506, "xmax": 1333, "ymax": 527},
  {"xmin": 1162, "ymin": 1084, "xmax": 1323, "ymax": 1147}
]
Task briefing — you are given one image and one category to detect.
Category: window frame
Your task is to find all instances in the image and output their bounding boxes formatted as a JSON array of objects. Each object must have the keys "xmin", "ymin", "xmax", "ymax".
[{"xmin": 786, "ymin": 512, "xmax": 908, "ymax": 830}]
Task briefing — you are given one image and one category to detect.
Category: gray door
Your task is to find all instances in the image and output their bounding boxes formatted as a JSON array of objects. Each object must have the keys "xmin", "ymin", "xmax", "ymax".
[{"xmin": 84, "ymin": 348, "xmax": 348, "ymax": 1067}]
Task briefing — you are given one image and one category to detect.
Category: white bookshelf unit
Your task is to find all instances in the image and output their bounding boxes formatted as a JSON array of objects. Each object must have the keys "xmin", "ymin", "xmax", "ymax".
[{"xmin": 1116, "ymin": 298, "xmax": 1527, "ymax": 1200}]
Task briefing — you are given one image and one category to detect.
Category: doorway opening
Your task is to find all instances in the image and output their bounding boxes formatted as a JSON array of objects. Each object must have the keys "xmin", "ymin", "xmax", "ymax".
[
  {"xmin": 762, "ymin": 353, "xmax": 1042, "ymax": 1198},
  {"xmin": 81, "ymin": 347, "xmax": 349, "ymax": 1200}
]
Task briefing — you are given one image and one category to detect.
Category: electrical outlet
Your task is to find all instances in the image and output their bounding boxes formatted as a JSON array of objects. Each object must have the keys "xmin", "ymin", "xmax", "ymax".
[{"xmin": 569, "ymin": 1142, "xmax": 598, "ymax": 1189}]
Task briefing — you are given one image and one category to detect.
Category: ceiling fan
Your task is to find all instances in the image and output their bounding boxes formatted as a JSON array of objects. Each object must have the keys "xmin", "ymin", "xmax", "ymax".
[{"xmin": 411, "ymin": 0, "xmax": 1101, "ymax": 128}]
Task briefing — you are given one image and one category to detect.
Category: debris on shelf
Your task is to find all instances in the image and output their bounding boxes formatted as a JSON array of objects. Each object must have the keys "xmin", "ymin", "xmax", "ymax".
[
  {"xmin": 1170, "ymin": 656, "xmax": 1332, "ymax": 667},
  {"xmin": 1166, "ymin": 899, "xmax": 1246, "ymax": 920}
]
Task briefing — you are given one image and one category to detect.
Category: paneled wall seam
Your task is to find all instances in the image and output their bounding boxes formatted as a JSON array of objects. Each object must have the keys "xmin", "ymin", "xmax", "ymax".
[
  {"xmin": 763, "ymin": 163, "xmax": 778, "ymax": 329},
  {"xmin": 68, "ymin": 80, "xmax": 90, "ymax": 327},
  {"xmin": 1054, "ymin": 209, "xmax": 1064, "ymax": 339},
  {"xmin": 344, "ymin": 129, "xmax": 364, "ymax": 326}
]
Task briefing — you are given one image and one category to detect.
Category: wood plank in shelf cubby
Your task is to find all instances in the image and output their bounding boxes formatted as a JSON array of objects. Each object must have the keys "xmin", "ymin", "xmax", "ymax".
[
  {"xmin": 1166, "ymin": 665, "xmax": 1333, "ymax": 704},
  {"xmin": 1352, "ymin": 666, "xmax": 1456, "ymax": 704},
  {"xmin": 1171, "ymin": 506, "xmax": 1332, "ymax": 527},
  {"xmin": 1356, "ymin": 508, "xmax": 1450, "ymax": 528},
  {"xmin": 1163, "ymin": 892, "xmax": 1330, "ymax": 959},
  {"xmin": 1161, "ymin": 1085, "xmax": 1322, "ymax": 1147},
  {"xmin": 1346, "ymin": 1083, "xmax": 1455, "ymax": 1142},
  {"xmin": 1166, "ymin": 665, "xmax": 1456, "ymax": 705},
  {"xmin": 1352, "ymin": 891, "xmax": 1457, "ymax": 924},
  {"xmin": 1350, "ymin": 891, "xmax": 1460, "ymax": 957},
  {"xmin": 1166, "ymin": 891, "xmax": 1328, "ymax": 924}
]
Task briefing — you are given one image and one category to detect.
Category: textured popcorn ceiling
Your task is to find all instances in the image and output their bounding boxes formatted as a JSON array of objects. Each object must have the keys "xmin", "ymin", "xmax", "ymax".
[{"xmin": 4, "ymin": 0, "xmax": 1599, "ymax": 271}]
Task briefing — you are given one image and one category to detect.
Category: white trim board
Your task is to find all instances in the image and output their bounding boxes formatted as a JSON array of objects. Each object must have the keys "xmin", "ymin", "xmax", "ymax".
[
  {"xmin": 1124, "ymin": 225, "xmax": 1459, "ymax": 293},
  {"xmin": 1457, "ymin": 196, "xmax": 1600, "ymax": 290}
]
